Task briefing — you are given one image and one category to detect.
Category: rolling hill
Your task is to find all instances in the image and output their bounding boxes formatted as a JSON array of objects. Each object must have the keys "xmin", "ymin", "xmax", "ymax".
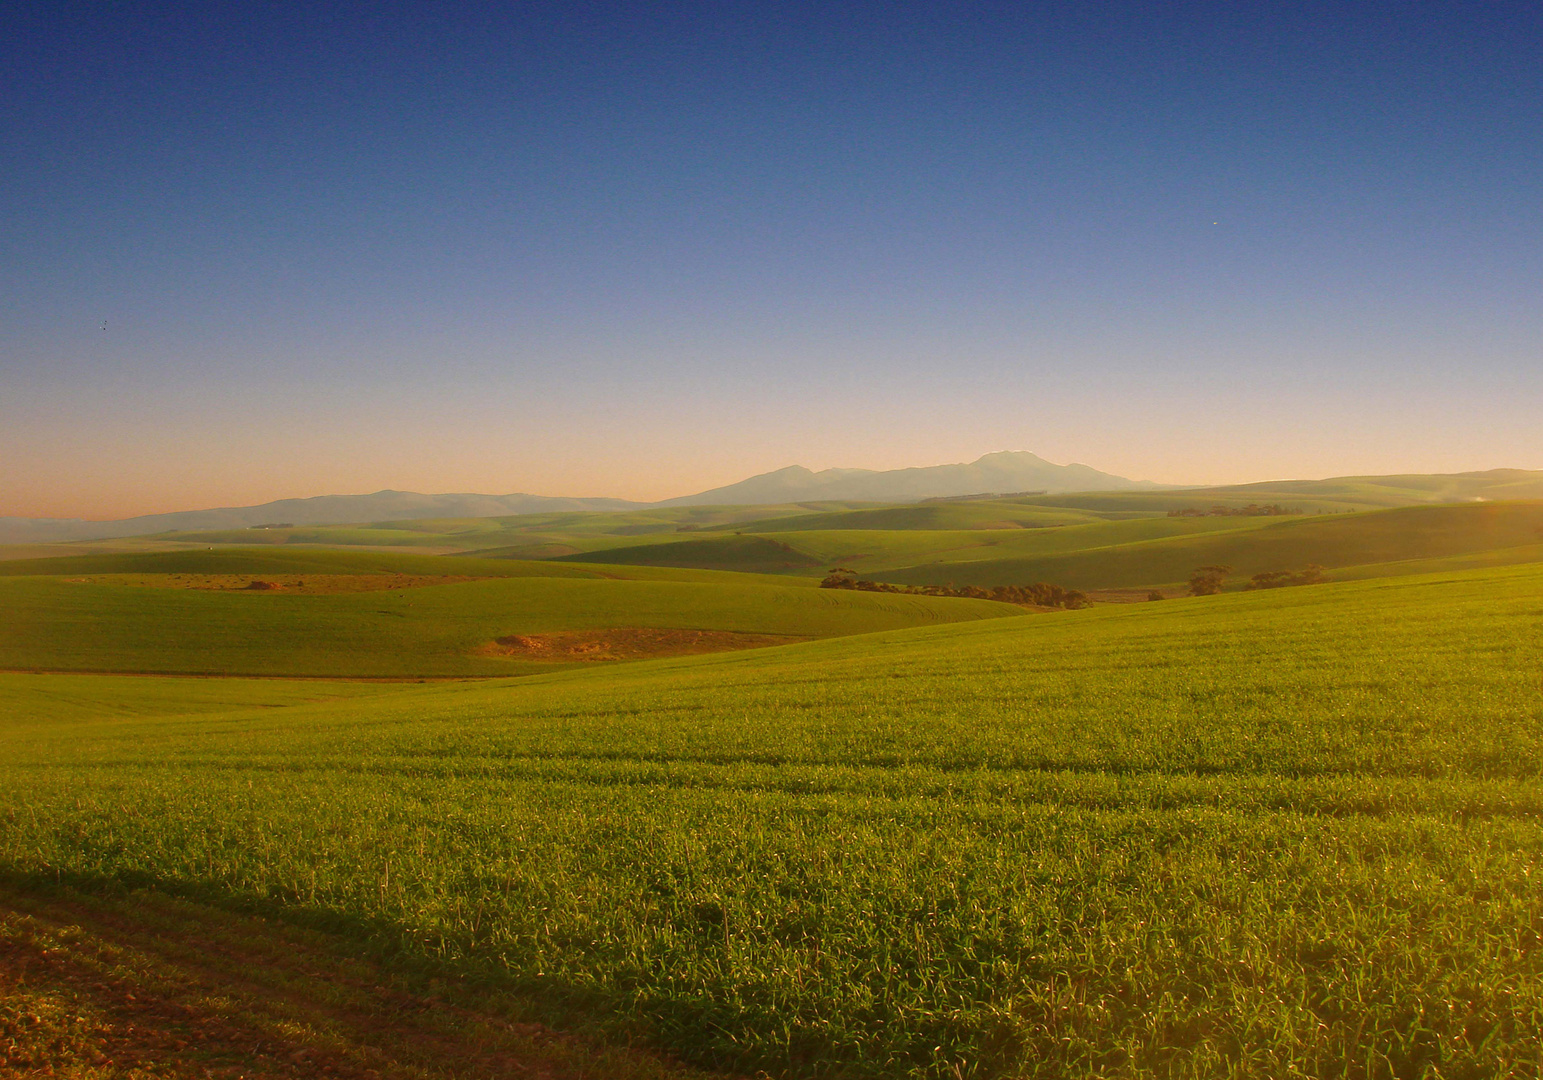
[
  {"xmin": 10, "ymin": 461, "xmax": 1543, "ymax": 546},
  {"xmin": 0, "ymin": 549, "xmax": 1021, "ymax": 678},
  {"xmin": 5, "ymin": 562, "xmax": 1543, "ymax": 1076}
]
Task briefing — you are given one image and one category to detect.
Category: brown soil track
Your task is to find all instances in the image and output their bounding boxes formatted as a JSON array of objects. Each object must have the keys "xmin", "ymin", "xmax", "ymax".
[
  {"xmin": 479, "ymin": 628, "xmax": 806, "ymax": 662},
  {"xmin": 1082, "ymin": 588, "xmax": 1172, "ymax": 604},
  {"xmin": 0, "ymin": 884, "xmax": 715, "ymax": 1079}
]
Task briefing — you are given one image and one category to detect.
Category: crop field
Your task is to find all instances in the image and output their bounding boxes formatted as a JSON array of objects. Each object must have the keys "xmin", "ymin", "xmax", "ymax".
[
  {"xmin": 0, "ymin": 551, "xmax": 1017, "ymax": 678},
  {"xmin": 4, "ymin": 560, "xmax": 1542, "ymax": 1077},
  {"xmin": 533, "ymin": 502, "xmax": 1543, "ymax": 590},
  {"xmin": 872, "ymin": 501, "xmax": 1543, "ymax": 589}
]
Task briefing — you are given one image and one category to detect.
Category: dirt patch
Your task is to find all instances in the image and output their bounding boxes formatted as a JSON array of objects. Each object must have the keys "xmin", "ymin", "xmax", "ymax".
[
  {"xmin": 479, "ymin": 628, "xmax": 805, "ymax": 662},
  {"xmin": 1084, "ymin": 588, "xmax": 1170, "ymax": 604},
  {"xmin": 56, "ymin": 574, "xmax": 491, "ymax": 595},
  {"xmin": 0, "ymin": 883, "xmax": 711, "ymax": 1080}
]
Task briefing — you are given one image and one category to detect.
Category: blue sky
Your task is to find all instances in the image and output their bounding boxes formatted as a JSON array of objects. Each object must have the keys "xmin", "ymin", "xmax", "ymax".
[{"xmin": 3, "ymin": 1, "xmax": 1540, "ymax": 516}]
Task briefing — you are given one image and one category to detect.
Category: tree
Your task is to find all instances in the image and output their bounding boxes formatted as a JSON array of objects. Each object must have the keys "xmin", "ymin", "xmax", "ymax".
[{"xmin": 1188, "ymin": 565, "xmax": 1232, "ymax": 596}]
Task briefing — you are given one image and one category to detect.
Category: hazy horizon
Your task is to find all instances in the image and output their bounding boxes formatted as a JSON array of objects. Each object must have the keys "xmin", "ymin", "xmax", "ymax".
[
  {"xmin": 5, "ymin": 2, "xmax": 1540, "ymax": 519},
  {"xmin": 7, "ymin": 448, "xmax": 1543, "ymax": 525}
]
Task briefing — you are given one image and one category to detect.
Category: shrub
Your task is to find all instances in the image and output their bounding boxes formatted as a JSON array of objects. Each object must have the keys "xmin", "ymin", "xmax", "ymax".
[
  {"xmin": 1248, "ymin": 565, "xmax": 1328, "ymax": 590},
  {"xmin": 819, "ymin": 575, "xmax": 1089, "ymax": 609},
  {"xmin": 1189, "ymin": 565, "xmax": 1232, "ymax": 596}
]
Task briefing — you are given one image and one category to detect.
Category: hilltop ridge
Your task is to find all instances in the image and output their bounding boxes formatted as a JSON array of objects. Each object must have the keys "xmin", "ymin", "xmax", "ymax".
[
  {"xmin": 0, "ymin": 452, "xmax": 1153, "ymax": 543},
  {"xmin": 8, "ymin": 457, "xmax": 1543, "ymax": 547}
]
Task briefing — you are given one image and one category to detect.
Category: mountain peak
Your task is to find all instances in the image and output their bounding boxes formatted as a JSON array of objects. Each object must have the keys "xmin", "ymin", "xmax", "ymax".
[{"xmin": 660, "ymin": 452, "xmax": 1153, "ymax": 506}]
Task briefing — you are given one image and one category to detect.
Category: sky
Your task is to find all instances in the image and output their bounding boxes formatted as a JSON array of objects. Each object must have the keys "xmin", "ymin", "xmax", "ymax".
[{"xmin": 3, "ymin": 1, "xmax": 1541, "ymax": 519}]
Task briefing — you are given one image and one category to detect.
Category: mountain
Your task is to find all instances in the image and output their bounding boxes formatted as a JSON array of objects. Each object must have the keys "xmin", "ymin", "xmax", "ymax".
[
  {"xmin": 10, "ymin": 458, "xmax": 1543, "ymax": 548},
  {"xmin": 0, "ymin": 453, "xmax": 1159, "ymax": 544},
  {"xmin": 0, "ymin": 491, "xmax": 646, "ymax": 544},
  {"xmin": 657, "ymin": 452, "xmax": 1160, "ymax": 506}
]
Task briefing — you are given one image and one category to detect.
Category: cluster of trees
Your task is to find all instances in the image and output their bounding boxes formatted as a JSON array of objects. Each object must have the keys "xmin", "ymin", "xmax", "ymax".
[
  {"xmin": 1168, "ymin": 504, "xmax": 1300, "ymax": 518},
  {"xmin": 1247, "ymin": 565, "xmax": 1327, "ymax": 589},
  {"xmin": 1189, "ymin": 563, "xmax": 1329, "ymax": 595},
  {"xmin": 820, "ymin": 569, "xmax": 1090, "ymax": 609}
]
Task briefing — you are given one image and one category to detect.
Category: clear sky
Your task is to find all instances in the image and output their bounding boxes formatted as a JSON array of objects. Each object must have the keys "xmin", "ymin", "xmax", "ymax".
[{"xmin": 3, "ymin": 1, "xmax": 1540, "ymax": 518}]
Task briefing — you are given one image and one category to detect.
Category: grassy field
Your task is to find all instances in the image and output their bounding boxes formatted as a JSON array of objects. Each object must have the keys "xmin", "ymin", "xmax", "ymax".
[
  {"xmin": 0, "ymin": 548, "xmax": 1021, "ymax": 678},
  {"xmin": 0, "ymin": 882, "xmax": 709, "ymax": 1079},
  {"xmin": 550, "ymin": 501, "xmax": 1543, "ymax": 591},
  {"xmin": 555, "ymin": 534, "xmax": 827, "ymax": 573},
  {"xmin": 875, "ymin": 501, "xmax": 1543, "ymax": 588},
  {"xmin": 111, "ymin": 502, "xmax": 887, "ymax": 557},
  {"xmin": 4, "ymin": 562, "xmax": 1542, "ymax": 1077}
]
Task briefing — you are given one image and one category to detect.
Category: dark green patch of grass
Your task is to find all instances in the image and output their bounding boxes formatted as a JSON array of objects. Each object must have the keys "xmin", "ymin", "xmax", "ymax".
[{"xmin": 556, "ymin": 534, "xmax": 826, "ymax": 573}]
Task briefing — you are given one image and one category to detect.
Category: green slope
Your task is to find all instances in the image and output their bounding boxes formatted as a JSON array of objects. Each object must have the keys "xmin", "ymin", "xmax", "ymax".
[
  {"xmin": 141, "ymin": 503, "xmax": 888, "ymax": 553},
  {"xmin": 0, "ymin": 546, "xmax": 815, "ymax": 586},
  {"xmin": 752, "ymin": 516, "xmax": 1270, "ymax": 572},
  {"xmin": 554, "ymin": 534, "xmax": 826, "ymax": 573},
  {"xmin": 0, "ymin": 573, "xmax": 1021, "ymax": 677},
  {"xmin": 0, "ymin": 671, "xmax": 400, "ymax": 724},
  {"xmin": 707, "ymin": 502, "xmax": 1111, "ymax": 533},
  {"xmin": 4, "ymin": 563, "xmax": 1542, "ymax": 1077},
  {"xmin": 876, "ymin": 500, "xmax": 1543, "ymax": 588},
  {"xmin": 1014, "ymin": 468, "xmax": 1543, "ymax": 513},
  {"xmin": 0, "ymin": 547, "xmax": 605, "ymax": 579}
]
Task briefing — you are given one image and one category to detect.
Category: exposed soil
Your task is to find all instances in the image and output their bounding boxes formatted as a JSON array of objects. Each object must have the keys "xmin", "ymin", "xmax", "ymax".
[
  {"xmin": 56, "ymin": 575, "xmax": 491, "ymax": 595},
  {"xmin": 479, "ymin": 628, "xmax": 805, "ymax": 662},
  {"xmin": 0, "ymin": 883, "xmax": 711, "ymax": 1080},
  {"xmin": 1083, "ymin": 588, "xmax": 1172, "ymax": 604}
]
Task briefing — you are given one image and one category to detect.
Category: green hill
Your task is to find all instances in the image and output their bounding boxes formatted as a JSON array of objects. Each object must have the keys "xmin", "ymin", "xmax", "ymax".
[
  {"xmin": 874, "ymin": 500, "xmax": 1543, "ymax": 588},
  {"xmin": 554, "ymin": 534, "xmax": 826, "ymax": 573},
  {"xmin": 1013, "ymin": 468, "xmax": 1543, "ymax": 513},
  {"xmin": 705, "ymin": 502, "xmax": 1110, "ymax": 532},
  {"xmin": 0, "ymin": 546, "xmax": 814, "ymax": 586},
  {"xmin": 4, "ymin": 562, "xmax": 1542, "ymax": 1076},
  {"xmin": 0, "ymin": 570, "xmax": 1020, "ymax": 678}
]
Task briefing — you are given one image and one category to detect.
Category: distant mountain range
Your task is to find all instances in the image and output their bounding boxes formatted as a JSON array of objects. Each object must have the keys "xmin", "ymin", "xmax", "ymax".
[
  {"xmin": 0, "ymin": 492, "xmax": 646, "ymax": 545},
  {"xmin": 0, "ymin": 452, "xmax": 1134, "ymax": 544},
  {"xmin": 6, "ymin": 455, "xmax": 1543, "ymax": 546},
  {"xmin": 0, "ymin": 452, "xmax": 1158, "ymax": 544},
  {"xmin": 657, "ymin": 451, "xmax": 1158, "ymax": 505}
]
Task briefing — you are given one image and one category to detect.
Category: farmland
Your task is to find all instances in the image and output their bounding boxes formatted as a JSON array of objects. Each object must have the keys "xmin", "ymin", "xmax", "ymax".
[
  {"xmin": 3, "ymin": 548, "xmax": 1543, "ymax": 1077},
  {"xmin": 0, "ymin": 550, "xmax": 1017, "ymax": 678},
  {"xmin": 37, "ymin": 491, "xmax": 1543, "ymax": 596}
]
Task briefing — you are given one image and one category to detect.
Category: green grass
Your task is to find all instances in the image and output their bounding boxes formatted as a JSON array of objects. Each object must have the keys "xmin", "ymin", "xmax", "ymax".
[
  {"xmin": 139, "ymin": 503, "xmax": 886, "ymax": 554},
  {"xmin": 1012, "ymin": 468, "xmax": 1543, "ymax": 513},
  {"xmin": 705, "ymin": 502, "xmax": 1113, "ymax": 533},
  {"xmin": 0, "ymin": 572, "xmax": 1020, "ymax": 678},
  {"xmin": 3, "ymin": 563, "xmax": 1542, "ymax": 1077},
  {"xmin": 875, "ymin": 501, "xmax": 1543, "ymax": 588},
  {"xmin": 0, "ymin": 672, "xmax": 402, "ymax": 724},
  {"xmin": 743, "ymin": 516, "xmax": 1269, "ymax": 577},
  {"xmin": 555, "ymin": 534, "xmax": 827, "ymax": 573},
  {"xmin": 0, "ymin": 547, "xmax": 599, "ymax": 579},
  {"xmin": 517, "ymin": 502, "xmax": 1543, "ymax": 591},
  {"xmin": 0, "ymin": 546, "xmax": 827, "ymax": 586}
]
